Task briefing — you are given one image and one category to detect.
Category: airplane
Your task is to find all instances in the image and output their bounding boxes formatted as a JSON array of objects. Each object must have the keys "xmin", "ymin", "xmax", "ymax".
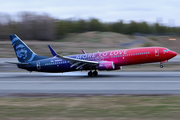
[{"xmin": 6, "ymin": 34, "xmax": 177, "ymax": 76}]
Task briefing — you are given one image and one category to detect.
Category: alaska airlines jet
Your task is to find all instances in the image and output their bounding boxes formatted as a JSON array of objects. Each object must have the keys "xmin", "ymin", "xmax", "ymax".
[{"xmin": 7, "ymin": 34, "xmax": 177, "ymax": 76}]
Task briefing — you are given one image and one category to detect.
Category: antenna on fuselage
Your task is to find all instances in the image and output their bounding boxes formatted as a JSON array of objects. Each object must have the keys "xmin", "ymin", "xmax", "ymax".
[{"xmin": 81, "ymin": 50, "xmax": 86, "ymax": 54}]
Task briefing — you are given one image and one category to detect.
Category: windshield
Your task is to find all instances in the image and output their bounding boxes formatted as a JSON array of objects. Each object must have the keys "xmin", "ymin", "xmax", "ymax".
[{"xmin": 163, "ymin": 49, "xmax": 170, "ymax": 52}]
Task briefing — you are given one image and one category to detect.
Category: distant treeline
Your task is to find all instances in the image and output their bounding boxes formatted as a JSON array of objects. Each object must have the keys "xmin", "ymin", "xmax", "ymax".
[{"xmin": 0, "ymin": 12, "xmax": 180, "ymax": 41}]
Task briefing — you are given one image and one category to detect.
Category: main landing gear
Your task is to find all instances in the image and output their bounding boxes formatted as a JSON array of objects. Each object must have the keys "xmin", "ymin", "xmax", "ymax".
[{"xmin": 88, "ymin": 70, "xmax": 98, "ymax": 77}]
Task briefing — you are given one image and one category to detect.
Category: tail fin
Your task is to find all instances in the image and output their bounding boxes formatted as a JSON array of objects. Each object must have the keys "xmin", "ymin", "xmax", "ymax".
[{"xmin": 10, "ymin": 34, "xmax": 47, "ymax": 63}]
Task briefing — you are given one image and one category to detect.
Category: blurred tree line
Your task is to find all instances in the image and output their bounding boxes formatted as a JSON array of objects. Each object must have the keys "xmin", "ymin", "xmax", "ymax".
[{"xmin": 0, "ymin": 12, "xmax": 180, "ymax": 41}]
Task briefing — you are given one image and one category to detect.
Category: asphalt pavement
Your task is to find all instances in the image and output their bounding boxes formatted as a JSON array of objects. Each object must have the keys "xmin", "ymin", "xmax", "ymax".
[{"xmin": 0, "ymin": 71, "xmax": 180, "ymax": 97}]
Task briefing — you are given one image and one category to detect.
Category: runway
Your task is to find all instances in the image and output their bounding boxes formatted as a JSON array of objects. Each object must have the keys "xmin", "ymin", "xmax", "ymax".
[{"xmin": 0, "ymin": 71, "xmax": 180, "ymax": 96}]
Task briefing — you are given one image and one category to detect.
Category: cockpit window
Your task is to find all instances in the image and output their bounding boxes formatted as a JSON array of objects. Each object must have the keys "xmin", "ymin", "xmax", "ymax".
[{"xmin": 163, "ymin": 49, "xmax": 170, "ymax": 52}]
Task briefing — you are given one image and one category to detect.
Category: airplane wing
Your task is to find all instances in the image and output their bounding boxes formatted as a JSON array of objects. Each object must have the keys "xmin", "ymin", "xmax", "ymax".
[
  {"xmin": 57, "ymin": 55, "xmax": 98, "ymax": 69},
  {"xmin": 48, "ymin": 45, "xmax": 98, "ymax": 69}
]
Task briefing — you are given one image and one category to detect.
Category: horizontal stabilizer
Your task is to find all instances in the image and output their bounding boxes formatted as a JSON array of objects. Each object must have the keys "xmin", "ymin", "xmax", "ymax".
[
  {"xmin": 48, "ymin": 45, "xmax": 57, "ymax": 56},
  {"xmin": 5, "ymin": 62, "xmax": 29, "ymax": 65}
]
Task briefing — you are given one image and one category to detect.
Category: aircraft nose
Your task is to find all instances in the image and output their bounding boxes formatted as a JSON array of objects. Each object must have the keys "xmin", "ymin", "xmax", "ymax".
[{"xmin": 170, "ymin": 51, "xmax": 177, "ymax": 58}]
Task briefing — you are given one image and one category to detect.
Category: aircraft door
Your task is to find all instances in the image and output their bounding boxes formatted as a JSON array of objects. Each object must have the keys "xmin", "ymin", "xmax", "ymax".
[{"xmin": 155, "ymin": 49, "xmax": 159, "ymax": 57}]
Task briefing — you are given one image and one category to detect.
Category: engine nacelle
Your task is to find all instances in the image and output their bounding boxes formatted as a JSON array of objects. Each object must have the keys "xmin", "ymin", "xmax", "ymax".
[{"xmin": 98, "ymin": 61, "xmax": 115, "ymax": 70}]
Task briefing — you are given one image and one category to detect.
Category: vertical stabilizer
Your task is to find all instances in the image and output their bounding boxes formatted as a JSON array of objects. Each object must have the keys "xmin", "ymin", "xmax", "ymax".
[{"xmin": 10, "ymin": 34, "xmax": 47, "ymax": 63}]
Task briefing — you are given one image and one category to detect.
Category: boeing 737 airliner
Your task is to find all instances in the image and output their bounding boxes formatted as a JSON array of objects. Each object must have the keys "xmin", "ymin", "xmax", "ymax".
[{"xmin": 7, "ymin": 34, "xmax": 177, "ymax": 76}]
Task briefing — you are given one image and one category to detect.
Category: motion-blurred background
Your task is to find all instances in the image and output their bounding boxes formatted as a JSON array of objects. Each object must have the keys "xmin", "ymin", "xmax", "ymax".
[
  {"xmin": 0, "ymin": 0, "xmax": 179, "ymax": 58},
  {"xmin": 1, "ymin": 1, "xmax": 180, "ymax": 120}
]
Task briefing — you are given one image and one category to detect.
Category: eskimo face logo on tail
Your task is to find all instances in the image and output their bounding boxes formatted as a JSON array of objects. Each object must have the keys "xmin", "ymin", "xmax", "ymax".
[
  {"xmin": 16, "ymin": 44, "xmax": 28, "ymax": 59},
  {"xmin": 12, "ymin": 37, "xmax": 35, "ymax": 62}
]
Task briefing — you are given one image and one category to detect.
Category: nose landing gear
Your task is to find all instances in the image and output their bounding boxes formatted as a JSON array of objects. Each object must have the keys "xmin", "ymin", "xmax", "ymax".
[
  {"xmin": 160, "ymin": 64, "xmax": 163, "ymax": 68},
  {"xmin": 160, "ymin": 60, "xmax": 168, "ymax": 68},
  {"xmin": 88, "ymin": 70, "xmax": 98, "ymax": 77}
]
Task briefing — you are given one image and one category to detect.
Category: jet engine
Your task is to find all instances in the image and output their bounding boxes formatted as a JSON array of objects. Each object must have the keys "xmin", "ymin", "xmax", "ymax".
[{"xmin": 98, "ymin": 61, "xmax": 115, "ymax": 70}]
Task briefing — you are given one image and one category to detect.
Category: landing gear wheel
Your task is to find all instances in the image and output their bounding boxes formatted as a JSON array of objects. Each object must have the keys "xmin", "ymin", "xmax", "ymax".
[
  {"xmin": 88, "ymin": 71, "xmax": 93, "ymax": 77},
  {"xmin": 160, "ymin": 64, "xmax": 163, "ymax": 68},
  {"xmin": 93, "ymin": 71, "xmax": 98, "ymax": 76}
]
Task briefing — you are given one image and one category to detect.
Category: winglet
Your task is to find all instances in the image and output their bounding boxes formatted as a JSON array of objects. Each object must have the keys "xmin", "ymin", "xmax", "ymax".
[
  {"xmin": 48, "ymin": 45, "xmax": 57, "ymax": 56},
  {"xmin": 81, "ymin": 49, "xmax": 86, "ymax": 54}
]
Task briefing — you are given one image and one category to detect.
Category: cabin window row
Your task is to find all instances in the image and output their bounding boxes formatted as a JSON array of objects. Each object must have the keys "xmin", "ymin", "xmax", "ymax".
[
  {"xmin": 45, "ymin": 61, "xmax": 69, "ymax": 65},
  {"xmin": 111, "ymin": 52, "xmax": 150, "ymax": 58},
  {"xmin": 81, "ymin": 56, "xmax": 109, "ymax": 60}
]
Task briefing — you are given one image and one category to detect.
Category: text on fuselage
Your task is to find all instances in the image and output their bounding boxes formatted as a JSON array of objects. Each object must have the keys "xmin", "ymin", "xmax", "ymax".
[{"xmin": 76, "ymin": 50, "xmax": 127, "ymax": 59}]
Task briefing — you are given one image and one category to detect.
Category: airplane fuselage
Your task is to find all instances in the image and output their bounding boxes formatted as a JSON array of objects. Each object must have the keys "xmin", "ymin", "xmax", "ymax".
[{"xmin": 18, "ymin": 47, "xmax": 177, "ymax": 72}]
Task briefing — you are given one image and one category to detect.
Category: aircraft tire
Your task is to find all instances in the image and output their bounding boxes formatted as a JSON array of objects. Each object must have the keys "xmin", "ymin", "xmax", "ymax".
[
  {"xmin": 160, "ymin": 65, "xmax": 163, "ymax": 68},
  {"xmin": 93, "ymin": 71, "xmax": 98, "ymax": 76},
  {"xmin": 88, "ymin": 71, "xmax": 93, "ymax": 77}
]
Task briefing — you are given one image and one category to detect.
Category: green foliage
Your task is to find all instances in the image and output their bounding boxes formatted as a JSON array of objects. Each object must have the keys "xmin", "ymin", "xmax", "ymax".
[
  {"xmin": 89, "ymin": 18, "xmax": 103, "ymax": 31},
  {"xmin": 1, "ymin": 12, "xmax": 180, "ymax": 41}
]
